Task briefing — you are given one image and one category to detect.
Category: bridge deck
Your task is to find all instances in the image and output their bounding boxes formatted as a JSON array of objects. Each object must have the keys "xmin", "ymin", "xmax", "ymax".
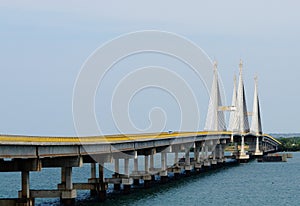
[
  {"xmin": 0, "ymin": 131, "xmax": 280, "ymax": 145},
  {"xmin": 0, "ymin": 131, "xmax": 233, "ymax": 145}
]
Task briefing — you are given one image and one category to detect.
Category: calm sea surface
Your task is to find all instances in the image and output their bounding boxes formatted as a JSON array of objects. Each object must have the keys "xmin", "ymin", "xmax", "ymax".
[{"xmin": 1, "ymin": 152, "xmax": 300, "ymax": 206}]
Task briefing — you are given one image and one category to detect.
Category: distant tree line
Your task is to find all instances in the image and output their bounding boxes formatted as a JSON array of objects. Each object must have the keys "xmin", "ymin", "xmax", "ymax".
[{"xmin": 277, "ymin": 137, "xmax": 300, "ymax": 151}]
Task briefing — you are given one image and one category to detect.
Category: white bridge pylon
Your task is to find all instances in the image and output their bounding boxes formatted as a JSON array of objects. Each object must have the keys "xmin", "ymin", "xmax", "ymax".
[
  {"xmin": 204, "ymin": 61, "xmax": 226, "ymax": 132},
  {"xmin": 236, "ymin": 60, "xmax": 250, "ymax": 133},
  {"xmin": 204, "ymin": 60, "xmax": 264, "ymax": 157}
]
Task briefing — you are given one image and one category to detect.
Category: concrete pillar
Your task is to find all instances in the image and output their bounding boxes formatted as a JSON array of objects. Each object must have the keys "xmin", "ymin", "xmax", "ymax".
[
  {"xmin": 237, "ymin": 136, "xmax": 250, "ymax": 161},
  {"xmin": 185, "ymin": 150, "xmax": 192, "ymax": 175},
  {"xmin": 195, "ymin": 145, "xmax": 200, "ymax": 163},
  {"xmin": 161, "ymin": 152, "xmax": 166, "ymax": 171},
  {"xmin": 255, "ymin": 136, "xmax": 262, "ymax": 155},
  {"xmin": 21, "ymin": 171, "xmax": 30, "ymax": 199},
  {"xmin": 61, "ymin": 167, "xmax": 66, "ymax": 189},
  {"xmin": 123, "ymin": 158, "xmax": 131, "ymax": 194},
  {"xmin": 200, "ymin": 143, "xmax": 205, "ymax": 160},
  {"xmin": 144, "ymin": 155, "xmax": 149, "ymax": 173},
  {"xmin": 150, "ymin": 154, "xmax": 154, "ymax": 170},
  {"xmin": 114, "ymin": 159, "xmax": 120, "ymax": 191},
  {"xmin": 134, "ymin": 157, "xmax": 138, "ymax": 172},
  {"xmin": 185, "ymin": 151, "xmax": 190, "ymax": 165},
  {"xmin": 91, "ymin": 163, "xmax": 96, "ymax": 179},
  {"xmin": 219, "ymin": 144, "xmax": 223, "ymax": 161},
  {"xmin": 114, "ymin": 159, "xmax": 120, "ymax": 175},
  {"xmin": 240, "ymin": 136, "xmax": 245, "ymax": 155},
  {"xmin": 65, "ymin": 167, "xmax": 73, "ymax": 190},
  {"xmin": 212, "ymin": 148, "xmax": 216, "ymax": 160},
  {"xmin": 133, "ymin": 157, "xmax": 139, "ymax": 186},
  {"xmin": 149, "ymin": 154, "xmax": 155, "ymax": 181},
  {"xmin": 124, "ymin": 158, "xmax": 129, "ymax": 177},
  {"xmin": 211, "ymin": 144, "xmax": 218, "ymax": 166},
  {"xmin": 203, "ymin": 145, "xmax": 211, "ymax": 167},
  {"xmin": 144, "ymin": 155, "xmax": 151, "ymax": 188},
  {"xmin": 193, "ymin": 146, "xmax": 197, "ymax": 162},
  {"xmin": 160, "ymin": 152, "xmax": 168, "ymax": 183},
  {"xmin": 174, "ymin": 150, "xmax": 179, "ymax": 166},
  {"xmin": 98, "ymin": 164, "xmax": 106, "ymax": 201},
  {"xmin": 61, "ymin": 167, "xmax": 75, "ymax": 206},
  {"xmin": 214, "ymin": 145, "xmax": 219, "ymax": 158},
  {"xmin": 205, "ymin": 145, "xmax": 209, "ymax": 159},
  {"xmin": 90, "ymin": 163, "xmax": 97, "ymax": 196}
]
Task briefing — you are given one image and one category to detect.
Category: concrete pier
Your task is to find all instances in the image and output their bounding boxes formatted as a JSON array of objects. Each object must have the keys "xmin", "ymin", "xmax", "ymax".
[
  {"xmin": 160, "ymin": 152, "xmax": 168, "ymax": 183},
  {"xmin": 98, "ymin": 164, "xmax": 106, "ymax": 201},
  {"xmin": 90, "ymin": 163, "xmax": 98, "ymax": 195},
  {"xmin": 113, "ymin": 159, "xmax": 121, "ymax": 191}
]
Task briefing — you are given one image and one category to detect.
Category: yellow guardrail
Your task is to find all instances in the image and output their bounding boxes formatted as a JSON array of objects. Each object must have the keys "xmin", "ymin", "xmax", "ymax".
[{"xmin": 0, "ymin": 131, "xmax": 280, "ymax": 144}]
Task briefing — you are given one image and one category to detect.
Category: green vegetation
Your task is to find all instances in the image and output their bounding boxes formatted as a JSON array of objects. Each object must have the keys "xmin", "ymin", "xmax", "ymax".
[{"xmin": 277, "ymin": 137, "xmax": 300, "ymax": 151}]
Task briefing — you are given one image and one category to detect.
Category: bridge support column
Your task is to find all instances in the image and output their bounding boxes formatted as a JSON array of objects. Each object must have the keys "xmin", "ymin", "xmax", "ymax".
[
  {"xmin": 254, "ymin": 137, "xmax": 263, "ymax": 156},
  {"xmin": 174, "ymin": 150, "xmax": 179, "ymax": 166},
  {"xmin": 211, "ymin": 144, "xmax": 217, "ymax": 165},
  {"xmin": 21, "ymin": 171, "xmax": 30, "ymax": 199},
  {"xmin": 262, "ymin": 142, "xmax": 266, "ymax": 153},
  {"xmin": 194, "ymin": 143, "xmax": 202, "ymax": 171},
  {"xmin": 61, "ymin": 167, "xmax": 76, "ymax": 206},
  {"xmin": 218, "ymin": 144, "xmax": 224, "ymax": 163},
  {"xmin": 123, "ymin": 158, "xmax": 131, "ymax": 194},
  {"xmin": 113, "ymin": 159, "xmax": 121, "ymax": 191},
  {"xmin": 160, "ymin": 152, "xmax": 168, "ymax": 183},
  {"xmin": 144, "ymin": 155, "xmax": 152, "ymax": 188},
  {"xmin": 237, "ymin": 136, "xmax": 249, "ymax": 162},
  {"xmin": 61, "ymin": 167, "xmax": 66, "ymax": 189},
  {"xmin": 133, "ymin": 155, "xmax": 140, "ymax": 186},
  {"xmin": 89, "ymin": 163, "xmax": 98, "ymax": 196},
  {"xmin": 98, "ymin": 163, "xmax": 107, "ymax": 201},
  {"xmin": 185, "ymin": 150, "xmax": 192, "ymax": 176},
  {"xmin": 172, "ymin": 149, "xmax": 181, "ymax": 178},
  {"xmin": 145, "ymin": 155, "xmax": 149, "ymax": 173},
  {"xmin": 194, "ymin": 145, "xmax": 199, "ymax": 163},
  {"xmin": 241, "ymin": 136, "xmax": 245, "ymax": 155},
  {"xmin": 149, "ymin": 154, "xmax": 156, "ymax": 181},
  {"xmin": 17, "ymin": 170, "xmax": 34, "ymax": 206},
  {"xmin": 203, "ymin": 144, "xmax": 211, "ymax": 167}
]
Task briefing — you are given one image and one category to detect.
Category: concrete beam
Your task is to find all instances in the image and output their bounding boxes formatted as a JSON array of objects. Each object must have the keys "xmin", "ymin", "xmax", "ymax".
[
  {"xmin": 0, "ymin": 159, "xmax": 41, "ymax": 172},
  {"xmin": 30, "ymin": 190, "xmax": 62, "ymax": 198},
  {"xmin": 38, "ymin": 146, "xmax": 80, "ymax": 157},
  {"xmin": 73, "ymin": 183, "xmax": 96, "ymax": 190},
  {"xmin": 42, "ymin": 157, "xmax": 83, "ymax": 168},
  {"xmin": 0, "ymin": 145, "xmax": 37, "ymax": 158}
]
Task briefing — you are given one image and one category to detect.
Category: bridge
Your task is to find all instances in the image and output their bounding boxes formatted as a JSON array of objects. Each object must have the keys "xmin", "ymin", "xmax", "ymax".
[{"xmin": 0, "ymin": 61, "xmax": 281, "ymax": 206}]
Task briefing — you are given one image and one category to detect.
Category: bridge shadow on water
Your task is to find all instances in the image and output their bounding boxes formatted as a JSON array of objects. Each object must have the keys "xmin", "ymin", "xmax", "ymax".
[{"xmin": 75, "ymin": 161, "xmax": 239, "ymax": 206}]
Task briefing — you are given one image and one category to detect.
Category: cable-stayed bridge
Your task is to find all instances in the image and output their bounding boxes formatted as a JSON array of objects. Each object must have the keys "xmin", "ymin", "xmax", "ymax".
[{"xmin": 0, "ymin": 61, "xmax": 281, "ymax": 206}]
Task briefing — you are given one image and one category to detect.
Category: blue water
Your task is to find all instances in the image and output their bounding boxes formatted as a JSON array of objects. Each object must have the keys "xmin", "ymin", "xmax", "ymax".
[{"xmin": 1, "ymin": 153, "xmax": 300, "ymax": 206}]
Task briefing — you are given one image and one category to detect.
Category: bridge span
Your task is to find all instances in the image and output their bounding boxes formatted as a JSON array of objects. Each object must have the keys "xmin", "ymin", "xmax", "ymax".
[
  {"xmin": 0, "ymin": 61, "xmax": 281, "ymax": 206},
  {"xmin": 0, "ymin": 131, "xmax": 280, "ymax": 206}
]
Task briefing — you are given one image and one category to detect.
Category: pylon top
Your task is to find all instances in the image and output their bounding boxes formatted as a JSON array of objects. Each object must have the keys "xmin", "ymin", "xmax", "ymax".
[
  {"xmin": 239, "ymin": 59, "xmax": 243, "ymax": 73},
  {"xmin": 213, "ymin": 60, "xmax": 218, "ymax": 71},
  {"xmin": 254, "ymin": 75, "xmax": 258, "ymax": 84}
]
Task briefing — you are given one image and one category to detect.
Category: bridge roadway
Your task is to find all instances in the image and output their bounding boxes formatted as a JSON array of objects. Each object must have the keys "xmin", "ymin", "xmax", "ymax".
[
  {"xmin": 0, "ymin": 131, "xmax": 280, "ymax": 158},
  {"xmin": 0, "ymin": 131, "xmax": 280, "ymax": 206}
]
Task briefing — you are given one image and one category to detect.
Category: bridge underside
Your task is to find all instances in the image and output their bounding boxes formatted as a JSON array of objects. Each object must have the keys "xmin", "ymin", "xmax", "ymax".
[{"xmin": 0, "ymin": 132, "xmax": 280, "ymax": 206}]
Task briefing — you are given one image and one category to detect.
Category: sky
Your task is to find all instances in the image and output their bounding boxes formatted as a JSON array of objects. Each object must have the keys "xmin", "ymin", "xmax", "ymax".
[{"xmin": 0, "ymin": 1, "xmax": 299, "ymax": 135}]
